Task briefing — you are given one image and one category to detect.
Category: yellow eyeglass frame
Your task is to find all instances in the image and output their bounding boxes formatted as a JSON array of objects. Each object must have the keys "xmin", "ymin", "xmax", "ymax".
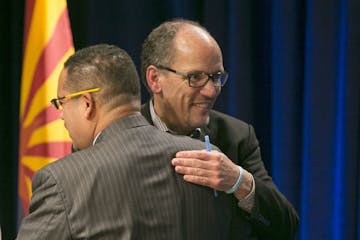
[{"xmin": 50, "ymin": 87, "xmax": 101, "ymax": 110}]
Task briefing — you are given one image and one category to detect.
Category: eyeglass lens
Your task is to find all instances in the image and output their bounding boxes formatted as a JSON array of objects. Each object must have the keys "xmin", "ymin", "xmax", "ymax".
[{"xmin": 188, "ymin": 72, "xmax": 227, "ymax": 87}]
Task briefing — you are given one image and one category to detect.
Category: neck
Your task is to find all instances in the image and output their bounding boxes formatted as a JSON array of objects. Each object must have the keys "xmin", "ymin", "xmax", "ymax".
[{"xmin": 94, "ymin": 101, "xmax": 140, "ymax": 137}]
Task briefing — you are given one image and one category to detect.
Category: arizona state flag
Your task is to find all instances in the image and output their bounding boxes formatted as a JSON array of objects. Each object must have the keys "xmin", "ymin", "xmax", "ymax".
[{"xmin": 18, "ymin": 0, "xmax": 74, "ymax": 215}]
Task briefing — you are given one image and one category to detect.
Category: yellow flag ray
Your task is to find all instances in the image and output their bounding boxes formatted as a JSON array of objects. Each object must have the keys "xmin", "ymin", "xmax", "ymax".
[
  {"xmin": 22, "ymin": 156, "xmax": 58, "ymax": 173},
  {"xmin": 20, "ymin": 0, "xmax": 67, "ymax": 118},
  {"xmin": 28, "ymin": 119, "xmax": 71, "ymax": 149},
  {"xmin": 23, "ymin": 48, "xmax": 74, "ymax": 128},
  {"xmin": 24, "ymin": 177, "xmax": 32, "ymax": 205},
  {"xmin": 18, "ymin": 0, "xmax": 73, "ymax": 215}
]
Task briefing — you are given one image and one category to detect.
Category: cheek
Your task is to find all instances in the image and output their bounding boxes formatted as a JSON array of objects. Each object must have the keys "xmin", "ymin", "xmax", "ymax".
[
  {"xmin": 62, "ymin": 109, "xmax": 78, "ymax": 133},
  {"xmin": 64, "ymin": 117, "xmax": 83, "ymax": 148},
  {"xmin": 169, "ymin": 87, "xmax": 192, "ymax": 111},
  {"xmin": 62, "ymin": 115, "xmax": 73, "ymax": 136},
  {"xmin": 62, "ymin": 108, "xmax": 72, "ymax": 122},
  {"xmin": 161, "ymin": 80, "xmax": 198, "ymax": 111}
]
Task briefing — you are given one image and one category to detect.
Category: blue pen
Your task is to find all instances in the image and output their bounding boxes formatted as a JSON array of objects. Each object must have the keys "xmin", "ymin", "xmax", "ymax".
[
  {"xmin": 205, "ymin": 135, "xmax": 211, "ymax": 151},
  {"xmin": 205, "ymin": 135, "xmax": 218, "ymax": 197}
]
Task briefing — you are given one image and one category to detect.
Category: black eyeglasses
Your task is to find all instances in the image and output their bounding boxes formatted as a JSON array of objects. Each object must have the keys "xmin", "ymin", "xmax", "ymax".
[
  {"xmin": 50, "ymin": 87, "xmax": 101, "ymax": 110},
  {"xmin": 157, "ymin": 65, "xmax": 228, "ymax": 88}
]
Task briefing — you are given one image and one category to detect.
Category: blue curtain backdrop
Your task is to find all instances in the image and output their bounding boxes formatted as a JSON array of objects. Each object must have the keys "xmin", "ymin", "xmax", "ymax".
[{"xmin": 0, "ymin": 0, "xmax": 359, "ymax": 239}]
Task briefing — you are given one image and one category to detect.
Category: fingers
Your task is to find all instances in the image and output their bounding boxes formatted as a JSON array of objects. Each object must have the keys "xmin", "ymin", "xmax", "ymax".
[
  {"xmin": 175, "ymin": 166, "xmax": 219, "ymax": 188},
  {"xmin": 174, "ymin": 165, "xmax": 213, "ymax": 177},
  {"xmin": 172, "ymin": 151, "xmax": 225, "ymax": 177},
  {"xmin": 175, "ymin": 150, "xmax": 220, "ymax": 159},
  {"xmin": 172, "ymin": 155, "xmax": 225, "ymax": 189},
  {"xmin": 183, "ymin": 174, "xmax": 213, "ymax": 187},
  {"xmin": 172, "ymin": 150, "xmax": 239, "ymax": 191},
  {"xmin": 174, "ymin": 150, "xmax": 222, "ymax": 163},
  {"xmin": 172, "ymin": 157, "xmax": 213, "ymax": 169}
]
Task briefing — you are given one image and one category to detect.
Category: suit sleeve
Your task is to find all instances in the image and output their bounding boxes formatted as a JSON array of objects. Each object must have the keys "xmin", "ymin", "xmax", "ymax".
[
  {"xmin": 17, "ymin": 168, "xmax": 72, "ymax": 240},
  {"xmin": 240, "ymin": 124, "xmax": 299, "ymax": 239}
]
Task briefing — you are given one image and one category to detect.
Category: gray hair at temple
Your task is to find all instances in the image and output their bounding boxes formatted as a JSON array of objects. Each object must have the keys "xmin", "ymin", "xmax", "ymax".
[{"xmin": 140, "ymin": 19, "xmax": 209, "ymax": 93}]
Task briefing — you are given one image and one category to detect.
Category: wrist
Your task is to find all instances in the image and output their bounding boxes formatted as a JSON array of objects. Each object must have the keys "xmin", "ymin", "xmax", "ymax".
[
  {"xmin": 225, "ymin": 165, "xmax": 243, "ymax": 194},
  {"xmin": 234, "ymin": 170, "xmax": 254, "ymax": 199}
]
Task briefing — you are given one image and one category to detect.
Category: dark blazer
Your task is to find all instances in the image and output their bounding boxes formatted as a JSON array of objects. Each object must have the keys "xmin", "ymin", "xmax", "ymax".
[
  {"xmin": 17, "ymin": 114, "xmax": 230, "ymax": 240},
  {"xmin": 142, "ymin": 102, "xmax": 299, "ymax": 239}
]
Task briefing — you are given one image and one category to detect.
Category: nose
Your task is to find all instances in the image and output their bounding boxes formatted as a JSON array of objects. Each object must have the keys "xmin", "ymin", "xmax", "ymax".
[{"xmin": 200, "ymin": 79, "xmax": 219, "ymax": 98}]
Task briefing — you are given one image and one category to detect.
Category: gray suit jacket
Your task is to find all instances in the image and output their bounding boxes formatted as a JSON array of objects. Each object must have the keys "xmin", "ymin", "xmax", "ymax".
[{"xmin": 17, "ymin": 114, "xmax": 228, "ymax": 240}]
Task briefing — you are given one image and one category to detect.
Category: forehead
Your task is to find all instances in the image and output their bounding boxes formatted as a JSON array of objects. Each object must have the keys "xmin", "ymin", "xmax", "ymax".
[
  {"xmin": 172, "ymin": 25, "xmax": 223, "ymax": 71},
  {"xmin": 176, "ymin": 25, "xmax": 214, "ymax": 47}
]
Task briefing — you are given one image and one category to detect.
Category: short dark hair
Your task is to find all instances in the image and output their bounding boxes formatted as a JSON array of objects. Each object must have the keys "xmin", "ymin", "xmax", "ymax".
[
  {"xmin": 64, "ymin": 44, "xmax": 140, "ymax": 108},
  {"xmin": 140, "ymin": 19, "xmax": 208, "ymax": 92}
]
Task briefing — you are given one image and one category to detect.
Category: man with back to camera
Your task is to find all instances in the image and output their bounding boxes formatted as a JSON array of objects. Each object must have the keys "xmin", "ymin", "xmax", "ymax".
[
  {"xmin": 17, "ymin": 44, "xmax": 235, "ymax": 239},
  {"xmin": 140, "ymin": 19, "xmax": 299, "ymax": 239}
]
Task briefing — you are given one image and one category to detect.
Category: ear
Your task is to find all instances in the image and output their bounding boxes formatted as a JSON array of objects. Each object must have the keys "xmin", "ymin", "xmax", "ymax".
[
  {"xmin": 81, "ymin": 93, "xmax": 96, "ymax": 119},
  {"xmin": 146, "ymin": 65, "xmax": 162, "ymax": 94}
]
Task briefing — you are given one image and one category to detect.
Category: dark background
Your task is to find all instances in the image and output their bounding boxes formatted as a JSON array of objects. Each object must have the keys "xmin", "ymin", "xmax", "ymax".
[{"xmin": 1, "ymin": 0, "xmax": 359, "ymax": 239}]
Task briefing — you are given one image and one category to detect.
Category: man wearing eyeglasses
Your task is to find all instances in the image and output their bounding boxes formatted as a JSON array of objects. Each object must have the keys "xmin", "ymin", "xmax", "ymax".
[
  {"xmin": 140, "ymin": 19, "xmax": 299, "ymax": 239},
  {"xmin": 17, "ymin": 44, "xmax": 234, "ymax": 239}
]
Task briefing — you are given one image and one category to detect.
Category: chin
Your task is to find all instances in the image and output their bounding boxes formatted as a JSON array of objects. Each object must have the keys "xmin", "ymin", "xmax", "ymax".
[
  {"xmin": 191, "ymin": 118, "xmax": 209, "ymax": 128},
  {"xmin": 188, "ymin": 110, "xmax": 210, "ymax": 127}
]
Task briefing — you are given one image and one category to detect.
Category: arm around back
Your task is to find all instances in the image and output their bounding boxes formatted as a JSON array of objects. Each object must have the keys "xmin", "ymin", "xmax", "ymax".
[{"xmin": 209, "ymin": 110, "xmax": 299, "ymax": 239}]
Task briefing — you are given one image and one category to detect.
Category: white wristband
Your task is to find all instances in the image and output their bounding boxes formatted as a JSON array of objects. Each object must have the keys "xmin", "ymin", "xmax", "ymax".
[{"xmin": 225, "ymin": 165, "xmax": 244, "ymax": 194}]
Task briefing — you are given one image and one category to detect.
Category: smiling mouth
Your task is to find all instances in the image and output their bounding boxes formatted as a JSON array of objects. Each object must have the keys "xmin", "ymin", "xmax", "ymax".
[{"xmin": 193, "ymin": 103, "xmax": 212, "ymax": 109}]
